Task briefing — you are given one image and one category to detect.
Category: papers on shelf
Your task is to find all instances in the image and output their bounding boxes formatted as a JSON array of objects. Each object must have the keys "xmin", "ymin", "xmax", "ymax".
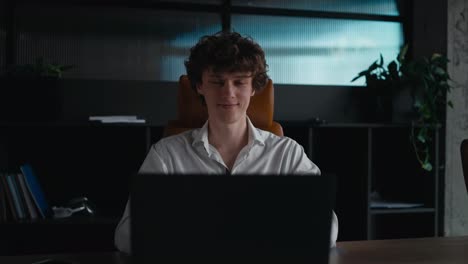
[
  {"xmin": 89, "ymin": 115, "xmax": 146, "ymax": 124},
  {"xmin": 370, "ymin": 201, "xmax": 424, "ymax": 209},
  {"xmin": 369, "ymin": 191, "xmax": 424, "ymax": 209}
]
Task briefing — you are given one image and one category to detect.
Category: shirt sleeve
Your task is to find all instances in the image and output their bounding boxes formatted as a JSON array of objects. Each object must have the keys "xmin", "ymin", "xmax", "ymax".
[
  {"xmin": 139, "ymin": 143, "xmax": 169, "ymax": 174},
  {"xmin": 330, "ymin": 210, "xmax": 339, "ymax": 248},
  {"xmin": 286, "ymin": 139, "xmax": 320, "ymax": 175},
  {"xmin": 114, "ymin": 144, "xmax": 168, "ymax": 254}
]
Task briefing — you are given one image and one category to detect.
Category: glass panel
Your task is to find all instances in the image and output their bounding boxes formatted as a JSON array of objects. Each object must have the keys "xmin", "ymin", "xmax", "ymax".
[
  {"xmin": 232, "ymin": 14, "xmax": 404, "ymax": 86},
  {"xmin": 15, "ymin": 6, "xmax": 220, "ymax": 81},
  {"xmin": 233, "ymin": 0, "xmax": 400, "ymax": 16},
  {"xmin": 151, "ymin": 0, "xmax": 223, "ymax": 4},
  {"xmin": 0, "ymin": 29, "xmax": 5, "ymax": 75}
]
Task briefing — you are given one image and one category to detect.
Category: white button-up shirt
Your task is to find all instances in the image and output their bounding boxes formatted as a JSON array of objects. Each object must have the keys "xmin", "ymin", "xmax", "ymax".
[
  {"xmin": 114, "ymin": 118, "xmax": 338, "ymax": 254},
  {"xmin": 140, "ymin": 118, "xmax": 320, "ymax": 175}
]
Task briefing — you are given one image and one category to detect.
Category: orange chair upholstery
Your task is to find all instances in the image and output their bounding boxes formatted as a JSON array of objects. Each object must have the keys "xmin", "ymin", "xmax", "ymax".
[{"xmin": 164, "ymin": 75, "xmax": 283, "ymax": 137}]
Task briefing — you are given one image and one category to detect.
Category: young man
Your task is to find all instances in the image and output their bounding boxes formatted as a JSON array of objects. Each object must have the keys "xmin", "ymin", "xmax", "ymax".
[{"xmin": 114, "ymin": 31, "xmax": 338, "ymax": 254}]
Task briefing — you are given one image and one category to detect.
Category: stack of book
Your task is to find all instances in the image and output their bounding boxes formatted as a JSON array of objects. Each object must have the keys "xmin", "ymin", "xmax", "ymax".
[
  {"xmin": 89, "ymin": 115, "xmax": 146, "ymax": 124},
  {"xmin": 0, "ymin": 164, "xmax": 50, "ymax": 222}
]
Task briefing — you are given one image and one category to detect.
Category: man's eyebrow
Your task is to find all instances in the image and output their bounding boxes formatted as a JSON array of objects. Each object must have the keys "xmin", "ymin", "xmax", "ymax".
[
  {"xmin": 207, "ymin": 74, "xmax": 222, "ymax": 78},
  {"xmin": 206, "ymin": 73, "xmax": 252, "ymax": 78}
]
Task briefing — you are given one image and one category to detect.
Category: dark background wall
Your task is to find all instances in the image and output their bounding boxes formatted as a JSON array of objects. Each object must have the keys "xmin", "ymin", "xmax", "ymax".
[
  {"xmin": 58, "ymin": 79, "xmax": 369, "ymax": 125},
  {"xmin": 53, "ymin": 0, "xmax": 446, "ymax": 126},
  {"xmin": 0, "ymin": 1, "xmax": 448, "ymax": 126}
]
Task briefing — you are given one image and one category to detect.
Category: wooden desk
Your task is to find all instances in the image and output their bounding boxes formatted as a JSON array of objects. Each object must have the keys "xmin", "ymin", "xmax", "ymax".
[
  {"xmin": 330, "ymin": 236, "xmax": 468, "ymax": 264},
  {"xmin": 1, "ymin": 236, "xmax": 467, "ymax": 263}
]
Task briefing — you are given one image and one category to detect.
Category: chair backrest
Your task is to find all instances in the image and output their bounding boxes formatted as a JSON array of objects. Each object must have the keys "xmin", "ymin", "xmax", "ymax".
[
  {"xmin": 460, "ymin": 139, "xmax": 468, "ymax": 193},
  {"xmin": 163, "ymin": 75, "xmax": 283, "ymax": 137}
]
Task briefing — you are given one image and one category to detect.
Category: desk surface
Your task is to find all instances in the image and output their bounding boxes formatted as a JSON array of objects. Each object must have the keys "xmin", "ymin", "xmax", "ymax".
[
  {"xmin": 2, "ymin": 236, "xmax": 467, "ymax": 264},
  {"xmin": 331, "ymin": 236, "xmax": 468, "ymax": 264}
]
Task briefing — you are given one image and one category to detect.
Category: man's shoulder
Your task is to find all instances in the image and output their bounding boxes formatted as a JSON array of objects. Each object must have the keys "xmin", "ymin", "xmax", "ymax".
[
  {"xmin": 152, "ymin": 130, "xmax": 194, "ymax": 150},
  {"xmin": 255, "ymin": 127, "xmax": 299, "ymax": 146}
]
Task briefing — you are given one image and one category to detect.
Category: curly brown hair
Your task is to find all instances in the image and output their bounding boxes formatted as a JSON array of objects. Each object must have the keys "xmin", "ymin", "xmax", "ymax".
[{"xmin": 184, "ymin": 31, "xmax": 269, "ymax": 97}]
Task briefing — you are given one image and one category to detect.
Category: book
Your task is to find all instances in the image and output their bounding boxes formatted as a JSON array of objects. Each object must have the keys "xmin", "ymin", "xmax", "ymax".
[
  {"xmin": 0, "ymin": 175, "xmax": 7, "ymax": 221},
  {"xmin": 16, "ymin": 172, "xmax": 39, "ymax": 220},
  {"xmin": 0, "ymin": 173, "xmax": 17, "ymax": 221},
  {"xmin": 20, "ymin": 164, "xmax": 50, "ymax": 219},
  {"xmin": 6, "ymin": 173, "xmax": 26, "ymax": 219}
]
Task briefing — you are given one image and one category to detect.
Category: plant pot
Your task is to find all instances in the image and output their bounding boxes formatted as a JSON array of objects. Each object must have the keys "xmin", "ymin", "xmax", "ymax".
[
  {"xmin": 0, "ymin": 77, "xmax": 62, "ymax": 123},
  {"xmin": 392, "ymin": 88, "xmax": 417, "ymax": 123},
  {"xmin": 375, "ymin": 95, "xmax": 393, "ymax": 123}
]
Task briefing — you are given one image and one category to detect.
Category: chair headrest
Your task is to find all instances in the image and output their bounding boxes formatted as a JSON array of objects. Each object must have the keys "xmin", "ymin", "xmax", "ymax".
[{"xmin": 177, "ymin": 75, "xmax": 274, "ymax": 128}]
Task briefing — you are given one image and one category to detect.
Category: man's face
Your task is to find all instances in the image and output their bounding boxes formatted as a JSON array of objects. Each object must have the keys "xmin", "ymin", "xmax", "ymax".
[{"xmin": 197, "ymin": 70, "xmax": 255, "ymax": 125}]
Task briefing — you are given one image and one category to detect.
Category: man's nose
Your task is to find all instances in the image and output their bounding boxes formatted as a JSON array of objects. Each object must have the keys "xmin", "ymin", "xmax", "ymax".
[{"xmin": 221, "ymin": 81, "xmax": 235, "ymax": 96}]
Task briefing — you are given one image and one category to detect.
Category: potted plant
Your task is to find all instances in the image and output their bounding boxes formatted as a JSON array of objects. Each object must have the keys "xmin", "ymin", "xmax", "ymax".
[
  {"xmin": 352, "ymin": 46, "xmax": 453, "ymax": 171},
  {"xmin": 6, "ymin": 57, "xmax": 73, "ymax": 79},
  {"xmin": 404, "ymin": 53, "xmax": 453, "ymax": 171},
  {"xmin": 1, "ymin": 58, "xmax": 73, "ymax": 122},
  {"xmin": 351, "ymin": 45, "xmax": 408, "ymax": 122}
]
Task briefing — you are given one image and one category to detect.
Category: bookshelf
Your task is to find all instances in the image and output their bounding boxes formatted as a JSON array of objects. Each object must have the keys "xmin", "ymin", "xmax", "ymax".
[
  {"xmin": 282, "ymin": 122, "xmax": 442, "ymax": 241},
  {"xmin": 0, "ymin": 121, "xmax": 443, "ymax": 254},
  {"xmin": 0, "ymin": 122, "xmax": 163, "ymax": 255}
]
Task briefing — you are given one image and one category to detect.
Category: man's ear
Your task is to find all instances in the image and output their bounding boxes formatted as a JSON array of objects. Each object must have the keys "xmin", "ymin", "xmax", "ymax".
[
  {"xmin": 251, "ymin": 89, "xmax": 256, "ymax": 96},
  {"xmin": 196, "ymin": 83, "xmax": 204, "ymax": 95}
]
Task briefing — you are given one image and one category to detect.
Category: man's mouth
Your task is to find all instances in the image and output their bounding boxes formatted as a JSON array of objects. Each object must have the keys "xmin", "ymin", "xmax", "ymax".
[{"xmin": 218, "ymin": 103, "xmax": 239, "ymax": 108}]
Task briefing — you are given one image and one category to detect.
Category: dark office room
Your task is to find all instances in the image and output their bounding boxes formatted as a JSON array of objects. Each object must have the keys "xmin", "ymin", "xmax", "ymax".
[{"xmin": 1, "ymin": 0, "xmax": 467, "ymax": 263}]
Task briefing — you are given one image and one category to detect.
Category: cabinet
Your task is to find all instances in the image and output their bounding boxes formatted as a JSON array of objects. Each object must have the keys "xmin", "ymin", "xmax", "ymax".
[
  {"xmin": 0, "ymin": 121, "xmax": 443, "ymax": 254},
  {"xmin": 0, "ymin": 123, "xmax": 164, "ymax": 255},
  {"xmin": 282, "ymin": 122, "xmax": 442, "ymax": 241}
]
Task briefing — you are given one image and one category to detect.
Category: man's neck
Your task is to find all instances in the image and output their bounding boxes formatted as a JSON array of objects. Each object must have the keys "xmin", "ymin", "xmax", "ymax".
[{"xmin": 207, "ymin": 117, "xmax": 249, "ymax": 153}]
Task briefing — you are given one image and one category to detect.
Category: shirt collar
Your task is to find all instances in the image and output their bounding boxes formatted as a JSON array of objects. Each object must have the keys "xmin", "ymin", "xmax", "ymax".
[
  {"xmin": 246, "ymin": 117, "xmax": 266, "ymax": 146},
  {"xmin": 192, "ymin": 116, "xmax": 266, "ymax": 151}
]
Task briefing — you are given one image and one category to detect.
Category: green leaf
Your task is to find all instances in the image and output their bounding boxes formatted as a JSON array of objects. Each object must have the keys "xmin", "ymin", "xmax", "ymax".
[
  {"xmin": 422, "ymin": 162, "xmax": 433, "ymax": 171},
  {"xmin": 434, "ymin": 66, "xmax": 446, "ymax": 76},
  {"xmin": 417, "ymin": 128, "xmax": 427, "ymax": 143},
  {"xmin": 447, "ymin": 100, "xmax": 454, "ymax": 108},
  {"xmin": 351, "ymin": 71, "xmax": 367, "ymax": 82},
  {"xmin": 397, "ymin": 44, "xmax": 408, "ymax": 63},
  {"xmin": 431, "ymin": 53, "xmax": 442, "ymax": 61},
  {"xmin": 368, "ymin": 60, "xmax": 380, "ymax": 73},
  {"xmin": 378, "ymin": 54, "xmax": 384, "ymax": 67},
  {"xmin": 388, "ymin": 61, "xmax": 398, "ymax": 79},
  {"xmin": 417, "ymin": 133, "xmax": 426, "ymax": 143}
]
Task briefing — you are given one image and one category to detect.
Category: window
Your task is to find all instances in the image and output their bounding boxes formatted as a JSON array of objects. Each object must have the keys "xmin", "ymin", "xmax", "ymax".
[
  {"xmin": 232, "ymin": 15, "xmax": 403, "ymax": 85},
  {"xmin": 14, "ymin": 5, "xmax": 220, "ymax": 81},
  {"xmin": 230, "ymin": 0, "xmax": 405, "ymax": 86},
  {"xmin": 232, "ymin": 0, "xmax": 400, "ymax": 16},
  {"xmin": 8, "ymin": 0, "xmax": 405, "ymax": 85}
]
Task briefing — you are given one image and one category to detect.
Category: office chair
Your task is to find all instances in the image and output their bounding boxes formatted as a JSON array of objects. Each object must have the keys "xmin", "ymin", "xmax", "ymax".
[
  {"xmin": 164, "ymin": 75, "xmax": 283, "ymax": 137},
  {"xmin": 460, "ymin": 139, "xmax": 468, "ymax": 193}
]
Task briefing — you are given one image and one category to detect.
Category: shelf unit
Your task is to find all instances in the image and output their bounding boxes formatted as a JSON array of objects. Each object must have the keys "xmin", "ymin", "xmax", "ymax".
[
  {"xmin": 0, "ymin": 122, "xmax": 164, "ymax": 255},
  {"xmin": 0, "ymin": 120, "xmax": 443, "ymax": 254},
  {"xmin": 282, "ymin": 122, "xmax": 442, "ymax": 241}
]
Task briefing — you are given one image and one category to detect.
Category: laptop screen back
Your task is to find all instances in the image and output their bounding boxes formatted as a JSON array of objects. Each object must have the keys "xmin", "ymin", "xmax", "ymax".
[{"xmin": 131, "ymin": 174, "xmax": 335, "ymax": 264}]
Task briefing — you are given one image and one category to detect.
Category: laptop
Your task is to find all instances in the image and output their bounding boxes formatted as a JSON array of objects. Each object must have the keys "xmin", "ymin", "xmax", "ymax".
[{"xmin": 130, "ymin": 173, "xmax": 335, "ymax": 264}]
